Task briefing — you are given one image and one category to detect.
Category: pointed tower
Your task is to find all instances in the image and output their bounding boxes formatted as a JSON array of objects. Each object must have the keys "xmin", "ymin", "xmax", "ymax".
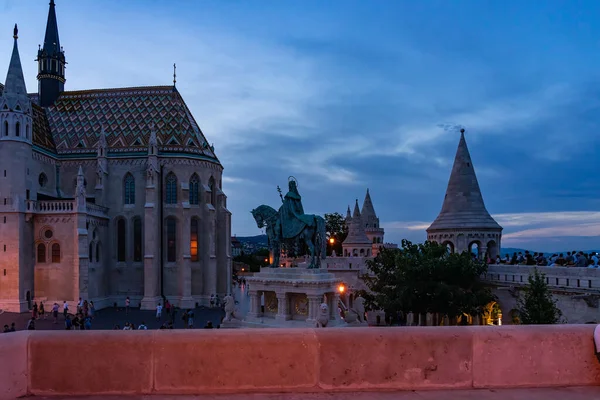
[
  {"xmin": 342, "ymin": 199, "xmax": 372, "ymax": 257},
  {"xmin": 36, "ymin": 0, "xmax": 66, "ymax": 107},
  {"xmin": 361, "ymin": 189, "xmax": 385, "ymax": 256},
  {"xmin": 0, "ymin": 24, "xmax": 34, "ymax": 312},
  {"xmin": 427, "ymin": 129, "xmax": 502, "ymax": 259},
  {"xmin": 345, "ymin": 205, "xmax": 351, "ymax": 223}
]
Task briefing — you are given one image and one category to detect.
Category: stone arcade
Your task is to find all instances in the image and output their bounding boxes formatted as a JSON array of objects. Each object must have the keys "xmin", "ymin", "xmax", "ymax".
[{"xmin": 0, "ymin": 1, "xmax": 231, "ymax": 312}]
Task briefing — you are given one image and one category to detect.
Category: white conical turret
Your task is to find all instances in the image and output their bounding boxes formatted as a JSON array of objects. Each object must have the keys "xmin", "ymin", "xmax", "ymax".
[{"xmin": 0, "ymin": 24, "xmax": 32, "ymax": 142}]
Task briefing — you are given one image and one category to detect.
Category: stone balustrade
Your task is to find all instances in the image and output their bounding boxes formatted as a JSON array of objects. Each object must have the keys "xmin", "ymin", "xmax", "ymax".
[
  {"xmin": 485, "ymin": 264, "xmax": 600, "ymax": 292},
  {"xmin": 85, "ymin": 202, "xmax": 109, "ymax": 219},
  {"xmin": 26, "ymin": 199, "xmax": 75, "ymax": 213},
  {"xmin": 24, "ymin": 199, "xmax": 109, "ymax": 218},
  {"xmin": 1, "ymin": 326, "xmax": 599, "ymax": 399}
]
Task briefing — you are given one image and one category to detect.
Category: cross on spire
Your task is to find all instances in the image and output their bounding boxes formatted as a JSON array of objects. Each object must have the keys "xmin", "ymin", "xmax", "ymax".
[{"xmin": 173, "ymin": 63, "xmax": 176, "ymax": 87}]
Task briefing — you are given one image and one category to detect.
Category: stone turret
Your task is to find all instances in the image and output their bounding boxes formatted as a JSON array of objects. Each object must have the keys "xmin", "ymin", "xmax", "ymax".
[
  {"xmin": 427, "ymin": 129, "xmax": 502, "ymax": 259},
  {"xmin": 361, "ymin": 189, "xmax": 385, "ymax": 256},
  {"xmin": 342, "ymin": 199, "xmax": 372, "ymax": 257}
]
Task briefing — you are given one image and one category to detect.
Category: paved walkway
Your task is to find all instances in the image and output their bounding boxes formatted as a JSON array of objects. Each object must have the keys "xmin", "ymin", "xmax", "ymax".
[
  {"xmin": 0, "ymin": 285, "xmax": 253, "ymax": 331},
  {"xmin": 32, "ymin": 387, "xmax": 600, "ymax": 399}
]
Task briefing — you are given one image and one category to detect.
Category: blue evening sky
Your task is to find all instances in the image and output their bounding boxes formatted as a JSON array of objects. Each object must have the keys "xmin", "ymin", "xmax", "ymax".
[{"xmin": 2, "ymin": 0, "xmax": 600, "ymax": 252}]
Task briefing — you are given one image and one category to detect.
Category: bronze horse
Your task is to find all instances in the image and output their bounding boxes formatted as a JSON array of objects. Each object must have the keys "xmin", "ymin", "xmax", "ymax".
[{"xmin": 251, "ymin": 204, "xmax": 326, "ymax": 269}]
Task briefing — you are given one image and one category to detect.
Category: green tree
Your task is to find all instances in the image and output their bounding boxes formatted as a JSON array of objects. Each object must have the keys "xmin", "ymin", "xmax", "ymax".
[
  {"xmin": 359, "ymin": 240, "xmax": 495, "ymax": 323},
  {"xmin": 324, "ymin": 212, "xmax": 348, "ymax": 256},
  {"xmin": 516, "ymin": 268, "xmax": 562, "ymax": 324}
]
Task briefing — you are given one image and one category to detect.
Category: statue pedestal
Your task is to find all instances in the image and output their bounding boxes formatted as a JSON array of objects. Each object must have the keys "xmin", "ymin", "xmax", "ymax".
[
  {"xmin": 220, "ymin": 319, "xmax": 242, "ymax": 329},
  {"xmin": 243, "ymin": 267, "xmax": 343, "ymax": 328}
]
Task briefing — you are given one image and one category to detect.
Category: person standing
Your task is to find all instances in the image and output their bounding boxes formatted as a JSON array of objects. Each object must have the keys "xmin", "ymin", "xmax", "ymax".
[
  {"xmin": 125, "ymin": 296, "xmax": 131, "ymax": 315},
  {"xmin": 63, "ymin": 301, "xmax": 69, "ymax": 319},
  {"xmin": 156, "ymin": 303, "xmax": 163, "ymax": 321},
  {"xmin": 52, "ymin": 303, "xmax": 59, "ymax": 324},
  {"xmin": 26, "ymin": 317, "xmax": 36, "ymax": 330},
  {"xmin": 39, "ymin": 302, "xmax": 46, "ymax": 319}
]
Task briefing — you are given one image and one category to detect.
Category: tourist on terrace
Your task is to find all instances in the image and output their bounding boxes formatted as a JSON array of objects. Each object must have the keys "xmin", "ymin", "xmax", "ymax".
[
  {"xmin": 39, "ymin": 302, "xmax": 45, "ymax": 319},
  {"xmin": 495, "ymin": 255, "xmax": 501, "ymax": 264},
  {"xmin": 52, "ymin": 303, "xmax": 59, "ymax": 323},
  {"xmin": 3, "ymin": 325, "xmax": 9, "ymax": 333},
  {"xmin": 84, "ymin": 316, "xmax": 92, "ymax": 330},
  {"xmin": 125, "ymin": 296, "xmax": 130, "ymax": 315},
  {"xmin": 577, "ymin": 252, "xmax": 587, "ymax": 268},
  {"xmin": 592, "ymin": 252, "xmax": 599, "ymax": 266},
  {"xmin": 165, "ymin": 299, "xmax": 171, "ymax": 316},
  {"xmin": 204, "ymin": 321, "xmax": 214, "ymax": 329},
  {"xmin": 65, "ymin": 315, "xmax": 72, "ymax": 330},
  {"xmin": 187, "ymin": 311, "xmax": 194, "ymax": 329},
  {"xmin": 89, "ymin": 301, "xmax": 95, "ymax": 319},
  {"xmin": 63, "ymin": 301, "xmax": 69, "ymax": 319},
  {"xmin": 26, "ymin": 317, "xmax": 35, "ymax": 330},
  {"xmin": 32, "ymin": 302, "xmax": 38, "ymax": 320},
  {"xmin": 156, "ymin": 303, "xmax": 163, "ymax": 321},
  {"xmin": 138, "ymin": 322, "xmax": 148, "ymax": 330},
  {"xmin": 9, "ymin": 323, "xmax": 15, "ymax": 332}
]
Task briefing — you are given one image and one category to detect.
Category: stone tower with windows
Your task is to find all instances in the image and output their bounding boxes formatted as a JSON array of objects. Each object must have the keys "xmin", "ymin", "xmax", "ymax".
[
  {"xmin": 426, "ymin": 129, "xmax": 502, "ymax": 259},
  {"xmin": 0, "ymin": 25, "xmax": 35, "ymax": 311},
  {"xmin": 361, "ymin": 189, "xmax": 385, "ymax": 256},
  {"xmin": 342, "ymin": 199, "xmax": 372, "ymax": 257}
]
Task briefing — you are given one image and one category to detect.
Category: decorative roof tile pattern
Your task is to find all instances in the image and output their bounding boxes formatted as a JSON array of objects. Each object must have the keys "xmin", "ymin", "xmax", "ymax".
[
  {"xmin": 42, "ymin": 86, "xmax": 217, "ymax": 161},
  {"xmin": 32, "ymin": 103, "xmax": 56, "ymax": 151}
]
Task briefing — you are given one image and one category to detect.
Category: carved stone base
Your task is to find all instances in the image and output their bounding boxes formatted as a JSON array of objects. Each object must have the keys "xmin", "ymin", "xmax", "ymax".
[{"xmin": 220, "ymin": 319, "xmax": 242, "ymax": 329}]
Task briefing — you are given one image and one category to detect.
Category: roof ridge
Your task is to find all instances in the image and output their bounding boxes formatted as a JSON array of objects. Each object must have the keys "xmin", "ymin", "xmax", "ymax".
[{"xmin": 59, "ymin": 85, "xmax": 175, "ymax": 96}]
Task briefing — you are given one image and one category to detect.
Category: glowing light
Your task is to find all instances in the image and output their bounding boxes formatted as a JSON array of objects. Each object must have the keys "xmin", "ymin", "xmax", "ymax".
[
  {"xmin": 264, "ymin": 258, "xmax": 268, "ymax": 263},
  {"xmin": 329, "ymin": 238, "xmax": 335, "ymax": 244},
  {"xmin": 338, "ymin": 284, "xmax": 345, "ymax": 293}
]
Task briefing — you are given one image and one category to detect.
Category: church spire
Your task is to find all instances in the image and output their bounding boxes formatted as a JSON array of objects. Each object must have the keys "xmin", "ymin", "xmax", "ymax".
[
  {"xmin": 37, "ymin": 0, "xmax": 66, "ymax": 107},
  {"xmin": 427, "ymin": 129, "xmax": 501, "ymax": 231},
  {"xmin": 352, "ymin": 199, "xmax": 361, "ymax": 219},
  {"xmin": 361, "ymin": 188, "xmax": 377, "ymax": 220},
  {"xmin": 2, "ymin": 24, "xmax": 29, "ymax": 111},
  {"xmin": 43, "ymin": 0, "xmax": 60, "ymax": 54}
]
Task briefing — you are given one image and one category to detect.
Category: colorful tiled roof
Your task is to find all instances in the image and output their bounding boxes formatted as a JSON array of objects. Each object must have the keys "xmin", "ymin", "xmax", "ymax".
[
  {"xmin": 32, "ymin": 102, "xmax": 56, "ymax": 151},
  {"xmin": 43, "ymin": 85, "xmax": 218, "ymax": 160}
]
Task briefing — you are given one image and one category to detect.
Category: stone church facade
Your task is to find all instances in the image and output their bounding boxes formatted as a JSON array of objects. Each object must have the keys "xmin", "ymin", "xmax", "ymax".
[{"xmin": 0, "ymin": 1, "xmax": 231, "ymax": 312}]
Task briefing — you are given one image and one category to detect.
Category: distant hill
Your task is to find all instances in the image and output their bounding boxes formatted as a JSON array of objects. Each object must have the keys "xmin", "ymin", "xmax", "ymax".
[{"xmin": 234, "ymin": 234, "xmax": 268, "ymax": 245}]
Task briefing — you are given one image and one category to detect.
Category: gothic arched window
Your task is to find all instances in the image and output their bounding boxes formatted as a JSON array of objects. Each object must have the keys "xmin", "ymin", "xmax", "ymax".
[
  {"xmin": 37, "ymin": 243, "xmax": 46, "ymax": 263},
  {"xmin": 51, "ymin": 243, "xmax": 61, "ymax": 263},
  {"xmin": 15, "ymin": 122, "xmax": 19, "ymax": 137},
  {"xmin": 133, "ymin": 217, "xmax": 142, "ymax": 262},
  {"xmin": 3, "ymin": 121, "xmax": 8, "ymax": 136},
  {"xmin": 208, "ymin": 176, "xmax": 216, "ymax": 206},
  {"xmin": 166, "ymin": 217, "xmax": 177, "ymax": 262},
  {"xmin": 166, "ymin": 173, "xmax": 178, "ymax": 204},
  {"xmin": 89, "ymin": 242, "xmax": 93, "ymax": 261},
  {"xmin": 117, "ymin": 218, "xmax": 126, "ymax": 262},
  {"xmin": 124, "ymin": 173, "xmax": 135, "ymax": 205},
  {"xmin": 96, "ymin": 242, "xmax": 101, "ymax": 263},
  {"xmin": 190, "ymin": 218, "xmax": 199, "ymax": 262},
  {"xmin": 189, "ymin": 174, "xmax": 200, "ymax": 205}
]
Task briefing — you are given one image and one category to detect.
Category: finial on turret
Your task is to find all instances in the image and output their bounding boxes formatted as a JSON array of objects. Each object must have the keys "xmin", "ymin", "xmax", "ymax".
[
  {"xmin": 13, "ymin": 24, "xmax": 18, "ymax": 39},
  {"xmin": 173, "ymin": 63, "xmax": 177, "ymax": 87},
  {"xmin": 50, "ymin": 0, "xmax": 55, "ymax": 6},
  {"xmin": 460, "ymin": 128, "xmax": 465, "ymax": 134}
]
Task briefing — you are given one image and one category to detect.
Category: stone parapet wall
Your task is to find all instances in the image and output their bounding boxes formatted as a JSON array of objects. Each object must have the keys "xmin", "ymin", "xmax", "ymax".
[
  {"xmin": 486, "ymin": 264, "xmax": 600, "ymax": 291},
  {"xmin": 1, "ymin": 325, "xmax": 600, "ymax": 399}
]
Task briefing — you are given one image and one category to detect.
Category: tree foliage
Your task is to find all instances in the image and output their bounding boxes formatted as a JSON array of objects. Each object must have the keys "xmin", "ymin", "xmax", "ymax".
[
  {"xmin": 516, "ymin": 268, "xmax": 562, "ymax": 324},
  {"xmin": 324, "ymin": 212, "xmax": 348, "ymax": 256},
  {"xmin": 358, "ymin": 240, "xmax": 495, "ymax": 320}
]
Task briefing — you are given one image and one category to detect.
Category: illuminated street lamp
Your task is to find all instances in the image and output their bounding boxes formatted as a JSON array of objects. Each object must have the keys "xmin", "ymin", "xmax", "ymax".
[
  {"xmin": 338, "ymin": 284, "xmax": 345, "ymax": 293},
  {"xmin": 329, "ymin": 237, "xmax": 335, "ymax": 245}
]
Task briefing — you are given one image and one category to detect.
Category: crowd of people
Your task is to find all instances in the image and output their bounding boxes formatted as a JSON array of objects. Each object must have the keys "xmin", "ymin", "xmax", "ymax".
[
  {"xmin": 490, "ymin": 250, "xmax": 600, "ymax": 267},
  {"xmin": 1, "ymin": 293, "xmax": 232, "ymax": 333}
]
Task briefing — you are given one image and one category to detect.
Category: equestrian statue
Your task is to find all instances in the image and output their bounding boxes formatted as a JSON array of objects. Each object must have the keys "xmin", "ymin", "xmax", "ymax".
[{"xmin": 251, "ymin": 177, "xmax": 326, "ymax": 269}]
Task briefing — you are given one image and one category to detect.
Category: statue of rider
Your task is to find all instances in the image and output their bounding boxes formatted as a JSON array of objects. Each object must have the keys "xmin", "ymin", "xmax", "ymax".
[{"xmin": 279, "ymin": 177, "xmax": 308, "ymax": 239}]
